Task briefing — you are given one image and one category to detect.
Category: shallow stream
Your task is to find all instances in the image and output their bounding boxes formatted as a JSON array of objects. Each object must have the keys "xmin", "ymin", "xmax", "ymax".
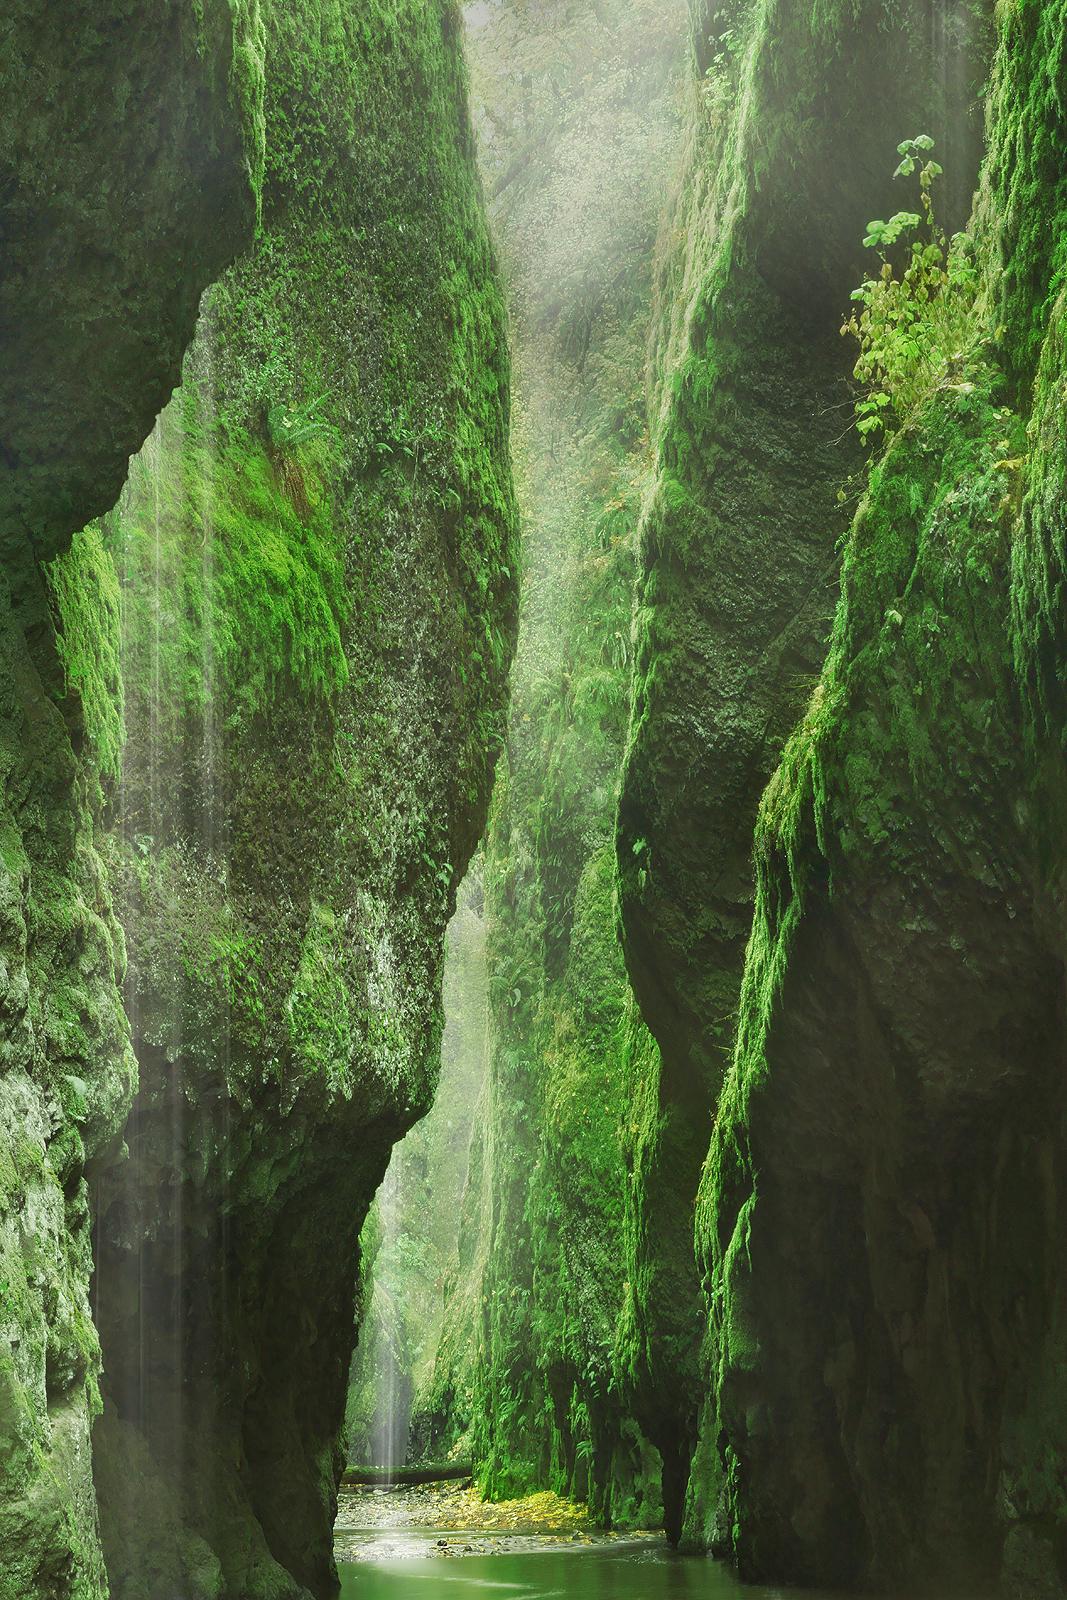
[{"xmin": 335, "ymin": 1485, "xmax": 817, "ymax": 1600}]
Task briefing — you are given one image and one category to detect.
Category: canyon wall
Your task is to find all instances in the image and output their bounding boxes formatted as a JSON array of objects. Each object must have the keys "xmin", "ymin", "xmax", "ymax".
[
  {"xmin": 692, "ymin": 1, "xmax": 1067, "ymax": 1590},
  {"xmin": 415, "ymin": 0, "xmax": 687, "ymax": 1530},
  {"xmin": 616, "ymin": 0, "xmax": 1067, "ymax": 1593},
  {"xmin": 2, "ymin": 4, "xmax": 516, "ymax": 1598},
  {"xmin": 8, "ymin": 2, "xmax": 1067, "ymax": 1596},
  {"xmin": 0, "ymin": 8, "xmax": 260, "ymax": 1595},
  {"xmin": 617, "ymin": 20, "xmax": 985, "ymax": 1539}
]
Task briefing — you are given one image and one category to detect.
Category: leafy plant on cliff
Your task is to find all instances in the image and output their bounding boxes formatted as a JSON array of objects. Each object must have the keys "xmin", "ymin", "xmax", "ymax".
[
  {"xmin": 266, "ymin": 390, "xmax": 338, "ymax": 450},
  {"xmin": 842, "ymin": 136, "xmax": 978, "ymax": 443},
  {"xmin": 700, "ymin": 6, "xmax": 745, "ymax": 125}
]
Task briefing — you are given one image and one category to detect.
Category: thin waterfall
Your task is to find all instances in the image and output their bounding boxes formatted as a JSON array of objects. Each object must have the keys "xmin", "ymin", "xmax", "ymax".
[
  {"xmin": 90, "ymin": 408, "xmax": 153, "ymax": 1535},
  {"xmin": 92, "ymin": 292, "xmax": 230, "ymax": 1556},
  {"xmin": 206, "ymin": 312, "xmax": 233, "ymax": 1545},
  {"xmin": 344, "ymin": 870, "xmax": 489, "ymax": 1479},
  {"xmin": 100, "ymin": 390, "xmax": 186, "ymax": 1524},
  {"xmin": 373, "ymin": 1157, "xmax": 403, "ymax": 1474}
]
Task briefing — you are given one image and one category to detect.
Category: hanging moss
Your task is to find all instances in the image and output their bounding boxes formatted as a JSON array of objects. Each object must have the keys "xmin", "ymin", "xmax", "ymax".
[{"xmin": 48, "ymin": 526, "xmax": 125, "ymax": 784}]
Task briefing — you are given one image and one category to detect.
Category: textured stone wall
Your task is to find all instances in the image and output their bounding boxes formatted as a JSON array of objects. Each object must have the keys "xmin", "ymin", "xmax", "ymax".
[
  {"xmin": 1, "ymin": 4, "xmax": 516, "ymax": 1597},
  {"xmin": 415, "ymin": 0, "xmax": 687, "ymax": 1531},
  {"xmin": 614, "ymin": 0, "xmax": 1067, "ymax": 1591},
  {"xmin": 0, "ymin": 7, "xmax": 259, "ymax": 1594},
  {"xmin": 615, "ymin": 0, "xmax": 985, "ymax": 1544},
  {"xmin": 696, "ymin": 2, "xmax": 1067, "ymax": 1587}
]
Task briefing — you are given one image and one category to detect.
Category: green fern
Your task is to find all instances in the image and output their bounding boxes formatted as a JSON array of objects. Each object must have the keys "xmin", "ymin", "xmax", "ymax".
[{"xmin": 266, "ymin": 390, "xmax": 338, "ymax": 450}]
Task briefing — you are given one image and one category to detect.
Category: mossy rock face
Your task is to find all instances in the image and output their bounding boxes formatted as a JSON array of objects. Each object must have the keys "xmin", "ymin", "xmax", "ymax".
[
  {"xmin": 619, "ymin": 0, "xmax": 986, "ymax": 1105},
  {"xmin": 3, "ymin": 0, "xmax": 514, "ymax": 1594},
  {"xmin": 613, "ymin": 0, "xmax": 988, "ymax": 1546},
  {"xmin": 0, "ymin": 8, "xmax": 260, "ymax": 1596},
  {"xmin": 410, "ymin": 0, "xmax": 685, "ymax": 1533},
  {"xmin": 689, "ymin": 0, "xmax": 1067, "ymax": 1589},
  {"xmin": 702, "ymin": 375, "xmax": 1048, "ymax": 1587},
  {"xmin": 0, "ymin": 0, "xmax": 262, "ymax": 563},
  {"xmin": 0, "ymin": 552, "xmax": 135, "ymax": 1600},
  {"xmin": 60, "ymin": 4, "xmax": 517, "ymax": 1597}
]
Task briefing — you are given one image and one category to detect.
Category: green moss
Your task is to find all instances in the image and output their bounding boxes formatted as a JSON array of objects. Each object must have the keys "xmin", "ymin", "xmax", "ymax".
[
  {"xmin": 687, "ymin": 2, "xmax": 1067, "ymax": 1585},
  {"xmin": 975, "ymin": 0, "xmax": 1067, "ymax": 387},
  {"xmin": 416, "ymin": 0, "xmax": 686, "ymax": 1530},
  {"xmin": 988, "ymin": 5, "xmax": 1067, "ymax": 770},
  {"xmin": 110, "ymin": 405, "xmax": 349, "ymax": 735},
  {"xmin": 86, "ymin": 4, "xmax": 517, "ymax": 1597},
  {"xmin": 695, "ymin": 350, "xmax": 1023, "ymax": 1578},
  {"xmin": 285, "ymin": 904, "xmax": 355, "ymax": 1092},
  {"xmin": 47, "ymin": 526, "xmax": 124, "ymax": 782},
  {"xmin": 226, "ymin": 0, "xmax": 267, "ymax": 217}
]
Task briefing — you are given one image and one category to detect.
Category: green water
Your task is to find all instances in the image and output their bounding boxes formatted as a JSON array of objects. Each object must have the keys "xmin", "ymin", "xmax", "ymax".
[{"xmin": 337, "ymin": 1546, "xmax": 789, "ymax": 1598}]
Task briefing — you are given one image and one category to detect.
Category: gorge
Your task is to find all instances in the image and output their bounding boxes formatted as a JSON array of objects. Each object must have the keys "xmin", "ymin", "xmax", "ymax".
[{"xmin": 1, "ymin": 2, "xmax": 1066, "ymax": 1599}]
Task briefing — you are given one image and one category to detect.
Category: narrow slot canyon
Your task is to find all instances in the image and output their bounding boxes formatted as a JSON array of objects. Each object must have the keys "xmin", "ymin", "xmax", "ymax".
[{"xmin": 1, "ymin": 3, "xmax": 1066, "ymax": 1600}]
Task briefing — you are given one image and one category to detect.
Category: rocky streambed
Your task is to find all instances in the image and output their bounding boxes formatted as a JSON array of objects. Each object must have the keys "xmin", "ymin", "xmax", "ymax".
[{"xmin": 334, "ymin": 1482, "xmax": 663, "ymax": 1562}]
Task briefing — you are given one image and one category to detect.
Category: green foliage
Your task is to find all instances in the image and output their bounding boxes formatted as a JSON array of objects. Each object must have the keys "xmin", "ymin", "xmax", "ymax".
[
  {"xmin": 266, "ymin": 390, "xmax": 338, "ymax": 449},
  {"xmin": 700, "ymin": 6, "xmax": 745, "ymax": 121},
  {"xmin": 842, "ymin": 137, "xmax": 978, "ymax": 443},
  {"xmin": 111, "ymin": 407, "xmax": 350, "ymax": 746},
  {"xmin": 47, "ymin": 524, "xmax": 125, "ymax": 780}
]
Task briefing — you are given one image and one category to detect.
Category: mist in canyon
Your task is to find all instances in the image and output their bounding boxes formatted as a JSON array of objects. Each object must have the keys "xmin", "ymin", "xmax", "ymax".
[{"xmin": 1, "ymin": 3, "xmax": 1066, "ymax": 1600}]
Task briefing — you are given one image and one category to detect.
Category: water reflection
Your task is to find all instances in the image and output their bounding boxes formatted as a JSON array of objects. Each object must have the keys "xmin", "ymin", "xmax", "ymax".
[{"xmin": 338, "ymin": 1546, "xmax": 788, "ymax": 1599}]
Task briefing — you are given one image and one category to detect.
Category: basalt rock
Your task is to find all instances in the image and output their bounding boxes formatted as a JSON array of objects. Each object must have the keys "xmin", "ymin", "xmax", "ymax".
[
  {"xmin": 79, "ymin": 5, "xmax": 516, "ymax": 1597},
  {"xmin": 0, "ymin": 8, "xmax": 260, "ymax": 1596},
  {"xmin": 693, "ymin": 0, "xmax": 1067, "ymax": 1590},
  {"xmin": 615, "ymin": 0, "xmax": 987, "ymax": 1547}
]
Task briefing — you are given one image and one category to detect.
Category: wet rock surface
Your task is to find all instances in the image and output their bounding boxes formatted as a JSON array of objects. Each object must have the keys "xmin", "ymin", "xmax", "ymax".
[{"xmin": 0, "ymin": 8, "xmax": 259, "ymax": 1597}]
